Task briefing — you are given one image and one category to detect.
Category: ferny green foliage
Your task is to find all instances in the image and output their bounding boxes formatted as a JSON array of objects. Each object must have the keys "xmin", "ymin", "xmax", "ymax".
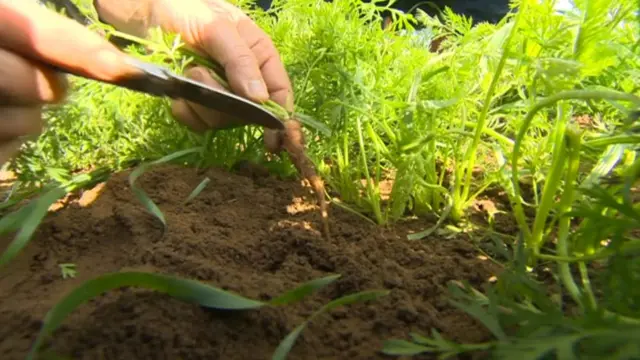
[{"xmin": 1, "ymin": 0, "xmax": 639, "ymax": 358}]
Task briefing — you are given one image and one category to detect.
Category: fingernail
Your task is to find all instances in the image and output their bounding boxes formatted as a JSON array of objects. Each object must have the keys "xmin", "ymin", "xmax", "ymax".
[{"xmin": 248, "ymin": 80, "xmax": 269, "ymax": 100}]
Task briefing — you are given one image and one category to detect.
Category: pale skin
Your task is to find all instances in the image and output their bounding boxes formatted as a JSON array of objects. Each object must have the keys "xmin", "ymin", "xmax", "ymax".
[{"xmin": 0, "ymin": 0, "xmax": 293, "ymax": 165}]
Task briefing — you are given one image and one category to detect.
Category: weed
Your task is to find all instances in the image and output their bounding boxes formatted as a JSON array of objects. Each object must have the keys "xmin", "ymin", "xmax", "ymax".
[{"xmin": 2, "ymin": 0, "xmax": 640, "ymax": 358}]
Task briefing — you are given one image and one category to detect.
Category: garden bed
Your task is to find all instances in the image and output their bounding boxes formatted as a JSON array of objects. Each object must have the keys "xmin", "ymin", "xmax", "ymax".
[{"xmin": 0, "ymin": 164, "xmax": 500, "ymax": 360}]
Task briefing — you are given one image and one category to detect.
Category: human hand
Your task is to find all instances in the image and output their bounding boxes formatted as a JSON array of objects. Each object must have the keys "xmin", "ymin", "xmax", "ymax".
[
  {"xmin": 0, "ymin": 0, "xmax": 142, "ymax": 166},
  {"xmin": 94, "ymin": 0, "xmax": 294, "ymax": 153}
]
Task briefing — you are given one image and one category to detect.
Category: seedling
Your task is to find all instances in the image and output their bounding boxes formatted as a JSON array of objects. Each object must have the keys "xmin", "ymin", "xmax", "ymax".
[
  {"xmin": 59, "ymin": 263, "xmax": 77, "ymax": 279},
  {"xmin": 104, "ymin": 25, "xmax": 333, "ymax": 238},
  {"xmin": 2, "ymin": 0, "xmax": 640, "ymax": 358}
]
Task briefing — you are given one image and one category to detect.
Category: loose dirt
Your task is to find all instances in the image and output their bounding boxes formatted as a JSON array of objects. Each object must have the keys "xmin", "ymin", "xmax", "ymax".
[{"xmin": 0, "ymin": 164, "xmax": 500, "ymax": 360}]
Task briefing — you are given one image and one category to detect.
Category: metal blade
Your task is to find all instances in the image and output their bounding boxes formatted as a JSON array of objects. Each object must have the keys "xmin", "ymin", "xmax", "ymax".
[
  {"xmin": 39, "ymin": 0, "xmax": 285, "ymax": 130},
  {"xmin": 122, "ymin": 58, "xmax": 285, "ymax": 130},
  {"xmin": 169, "ymin": 72, "xmax": 284, "ymax": 130}
]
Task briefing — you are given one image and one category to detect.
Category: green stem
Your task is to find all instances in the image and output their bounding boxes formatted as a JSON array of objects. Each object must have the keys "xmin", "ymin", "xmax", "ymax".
[
  {"xmin": 529, "ymin": 104, "xmax": 569, "ymax": 254},
  {"xmin": 458, "ymin": 15, "xmax": 523, "ymax": 215},
  {"xmin": 584, "ymin": 134, "xmax": 640, "ymax": 148},
  {"xmin": 463, "ymin": 121, "xmax": 515, "ymax": 148},
  {"xmin": 578, "ymin": 261, "xmax": 597, "ymax": 310},
  {"xmin": 451, "ymin": 105, "xmax": 467, "ymax": 221},
  {"xmin": 511, "ymin": 89, "xmax": 640, "ymax": 244},
  {"xmin": 555, "ymin": 124, "xmax": 584, "ymax": 309},
  {"xmin": 537, "ymin": 236, "xmax": 640, "ymax": 262},
  {"xmin": 356, "ymin": 117, "xmax": 382, "ymax": 224}
]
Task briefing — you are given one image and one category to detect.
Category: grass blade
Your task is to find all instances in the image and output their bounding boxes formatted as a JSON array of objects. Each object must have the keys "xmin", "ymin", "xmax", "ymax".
[
  {"xmin": 380, "ymin": 339, "xmax": 435, "ymax": 355},
  {"xmin": 407, "ymin": 192, "xmax": 453, "ymax": 241},
  {"xmin": 0, "ymin": 186, "xmax": 68, "ymax": 268},
  {"xmin": 268, "ymin": 274, "xmax": 341, "ymax": 305},
  {"xmin": 294, "ymin": 112, "xmax": 332, "ymax": 136},
  {"xmin": 0, "ymin": 200, "xmax": 35, "ymax": 236},
  {"xmin": 270, "ymin": 323, "xmax": 306, "ymax": 360},
  {"xmin": 28, "ymin": 270, "xmax": 339, "ymax": 360},
  {"xmin": 272, "ymin": 289, "xmax": 389, "ymax": 360},
  {"xmin": 129, "ymin": 148, "xmax": 201, "ymax": 229},
  {"xmin": 184, "ymin": 177, "xmax": 211, "ymax": 204},
  {"xmin": 314, "ymin": 289, "xmax": 390, "ymax": 316}
]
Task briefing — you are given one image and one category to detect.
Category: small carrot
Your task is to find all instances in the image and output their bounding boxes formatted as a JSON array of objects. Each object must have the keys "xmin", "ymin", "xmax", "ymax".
[{"xmin": 279, "ymin": 119, "xmax": 330, "ymax": 239}]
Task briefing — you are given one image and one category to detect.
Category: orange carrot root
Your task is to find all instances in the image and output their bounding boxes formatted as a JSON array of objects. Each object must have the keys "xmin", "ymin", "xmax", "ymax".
[{"xmin": 281, "ymin": 120, "xmax": 330, "ymax": 239}]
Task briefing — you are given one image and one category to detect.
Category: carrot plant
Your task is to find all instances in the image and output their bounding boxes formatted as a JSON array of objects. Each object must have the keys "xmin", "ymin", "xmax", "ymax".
[
  {"xmin": 381, "ymin": 0, "xmax": 640, "ymax": 357},
  {"xmin": 8, "ymin": 0, "xmax": 638, "ymax": 227},
  {"xmin": 2, "ymin": 0, "xmax": 640, "ymax": 358}
]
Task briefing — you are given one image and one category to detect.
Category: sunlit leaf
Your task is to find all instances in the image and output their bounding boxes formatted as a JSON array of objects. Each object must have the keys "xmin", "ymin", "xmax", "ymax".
[
  {"xmin": 129, "ymin": 147, "xmax": 201, "ymax": 229},
  {"xmin": 28, "ymin": 271, "xmax": 341, "ymax": 360}
]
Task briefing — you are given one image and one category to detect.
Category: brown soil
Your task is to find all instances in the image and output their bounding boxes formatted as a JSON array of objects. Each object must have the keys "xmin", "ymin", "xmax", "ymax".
[{"xmin": 0, "ymin": 164, "xmax": 501, "ymax": 360}]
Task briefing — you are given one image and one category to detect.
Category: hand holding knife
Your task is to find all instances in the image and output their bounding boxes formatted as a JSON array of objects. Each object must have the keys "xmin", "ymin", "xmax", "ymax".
[{"xmin": 3, "ymin": 0, "xmax": 285, "ymax": 130}]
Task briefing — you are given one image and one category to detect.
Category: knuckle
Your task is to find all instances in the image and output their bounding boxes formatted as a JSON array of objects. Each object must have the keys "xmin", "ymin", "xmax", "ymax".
[
  {"xmin": 170, "ymin": 100, "xmax": 208, "ymax": 133},
  {"xmin": 228, "ymin": 48, "xmax": 257, "ymax": 69},
  {"xmin": 251, "ymin": 36, "xmax": 276, "ymax": 55}
]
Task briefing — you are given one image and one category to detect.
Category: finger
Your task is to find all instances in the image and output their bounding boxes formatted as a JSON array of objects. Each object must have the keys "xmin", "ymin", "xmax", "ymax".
[
  {"xmin": 182, "ymin": 67, "xmax": 248, "ymax": 129},
  {"xmin": 0, "ymin": 48, "xmax": 68, "ymax": 106},
  {"xmin": 0, "ymin": 1, "xmax": 140, "ymax": 82},
  {"xmin": 0, "ymin": 138, "xmax": 24, "ymax": 167},
  {"xmin": 171, "ymin": 99, "xmax": 210, "ymax": 133},
  {"xmin": 0, "ymin": 106, "xmax": 43, "ymax": 141},
  {"xmin": 237, "ymin": 19, "xmax": 294, "ymax": 111},
  {"xmin": 199, "ymin": 19, "xmax": 270, "ymax": 103},
  {"xmin": 235, "ymin": 20, "xmax": 292, "ymax": 154}
]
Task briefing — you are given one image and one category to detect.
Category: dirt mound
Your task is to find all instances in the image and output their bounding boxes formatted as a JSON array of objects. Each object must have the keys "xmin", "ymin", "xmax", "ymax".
[{"xmin": 0, "ymin": 164, "xmax": 499, "ymax": 360}]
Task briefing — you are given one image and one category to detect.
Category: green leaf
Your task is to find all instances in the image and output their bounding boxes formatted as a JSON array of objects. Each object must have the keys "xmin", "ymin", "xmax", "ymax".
[
  {"xmin": 388, "ymin": 160, "xmax": 415, "ymax": 221},
  {"xmin": 0, "ymin": 186, "xmax": 68, "ymax": 268},
  {"xmin": 420, "ymin": 98, "xmax": 460, "ymax": 110},
  {"xmin": 407, "ymin": 192, "xmax": 452, "ymax": 241},
  {"xmin": 272, "ymin": 290, "xmax": 389, "ymax": 360},
  {"xmin": 381, "ymin": 339, "xmax": 435, "ymax": 355},
  {"xmin": 0, "ymin": 199, "xmax": 35, "ymax": 236},
  {"xmin": 271, "ymin": 323, "xmax": 306, "ymax": 360},
  {"xmin": 581, "ymin": 144, "xmax": 628, "ymax": 188},
  {"xmin": 268, "ymin": 274, "xmax": 341, "ymax": 305},
  {"xmin": 294, "ymin": 112, "xmax": 332, "ymax": 137},
  {"xmin": 129, "ymin": 147, "xmax": 201, "ymax": 229},
  {"xmin": 28, "ymin": 270, "xmax": 339, "ymax": 360},
  {"xmin": 184, "ymin": 177, "xmax": 210, "ymax": 204},
  {"xmin": 447, "ymin": 285, "xmax": 508, "ymax": 341}
]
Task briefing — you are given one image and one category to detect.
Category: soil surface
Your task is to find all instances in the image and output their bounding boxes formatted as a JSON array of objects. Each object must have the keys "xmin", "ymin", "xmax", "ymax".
[{"xmin": 0, "ymin": 164, "xmax": 501, "ymax": 360}]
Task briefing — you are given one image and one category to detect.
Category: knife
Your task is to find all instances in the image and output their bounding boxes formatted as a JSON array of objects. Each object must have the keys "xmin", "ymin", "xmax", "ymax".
[{"xmin": 37, "ymin": 0, "xmax": 285, "ymax": 130}]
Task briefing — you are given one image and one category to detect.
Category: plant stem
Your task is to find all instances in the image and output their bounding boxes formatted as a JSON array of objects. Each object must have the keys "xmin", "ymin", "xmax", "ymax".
[
  {"xmin": 537, "ymin": 236, "xmax": 640, "ymax": 262},
  {"xmin": 529, "ymin": 104, "xmax": 568, "ymax": 255},
  {"xmin": 511, "ymin": 89, "xmax": 640, "ymax": 245},
  {"xmin": 555, "ymin": 124, "xmax": 584, "ymax": 309},
  {"xmin": 356, "ymin": 116, "xmax": 382, "ymax": 224},
  {"xmin": 578, "ymin": 261, "xmax": 597, "ymax": 310},
  {"xmin": 453, "ymin": 9, "xmax": 524, "ymax": 221}
]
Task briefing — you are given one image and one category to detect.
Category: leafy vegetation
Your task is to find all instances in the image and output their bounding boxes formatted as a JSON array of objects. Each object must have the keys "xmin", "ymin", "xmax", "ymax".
[{"xmin": 2, "ymin": 0, "xmax": 640, "ymax": 358}]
